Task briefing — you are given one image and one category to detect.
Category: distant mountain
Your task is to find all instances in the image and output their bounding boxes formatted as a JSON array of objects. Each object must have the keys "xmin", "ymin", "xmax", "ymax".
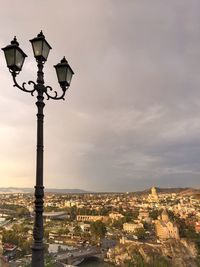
[
  {"xmin": 45, "ymin": 188, "xmax": 90, "ymax": 194},
  {"xmin": 0, "ymin": 187, "xmax": 89, "ymax": 194},
  {"xmin": 178, "ymin": 188, "xmax": 200, "ymax": 196},
  {"xmin": 0, "ymin": 186, "xmax": 200, "ymax": 195},
  {"xmin": 0, "ymin": 187, "xmax": 32, "ymax": 193}
]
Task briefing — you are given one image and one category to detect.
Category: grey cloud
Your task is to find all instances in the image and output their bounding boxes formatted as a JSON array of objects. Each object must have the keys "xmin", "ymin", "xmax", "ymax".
[{"xmin": 0, "ymin": 1, "xmax": 200, "ymax": 191}]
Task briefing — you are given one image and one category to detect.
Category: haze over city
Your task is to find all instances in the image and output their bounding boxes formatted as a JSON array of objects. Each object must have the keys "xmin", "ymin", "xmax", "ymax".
[{"xmin": 1, "ymin": 0, "xmax": 200, "ymax": 192}]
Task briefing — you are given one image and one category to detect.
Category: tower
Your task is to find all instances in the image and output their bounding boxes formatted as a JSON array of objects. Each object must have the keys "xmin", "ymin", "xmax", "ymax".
[
  {"xmin": 148, "ymin": 186, "xmax": 159, "ymax": 202},
  {"xmin": 151, "ymin": 187, "xmax": 157, "ymax": 196},
  {"xmin": 161, "ymin": 209, "xmax": 169, "ymax": 223}
]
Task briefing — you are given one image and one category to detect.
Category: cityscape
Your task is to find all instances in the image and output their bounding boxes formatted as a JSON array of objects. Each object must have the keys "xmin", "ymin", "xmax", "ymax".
[{"xmin": 0, "ymin": 187, "xmax": 200, "ymax": 266}]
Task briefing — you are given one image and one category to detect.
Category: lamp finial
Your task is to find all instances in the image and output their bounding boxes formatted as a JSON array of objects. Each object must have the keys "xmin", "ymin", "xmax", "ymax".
[{"xmin": 11, "ymin": 36, "xmax": 19, "ymax": 46}]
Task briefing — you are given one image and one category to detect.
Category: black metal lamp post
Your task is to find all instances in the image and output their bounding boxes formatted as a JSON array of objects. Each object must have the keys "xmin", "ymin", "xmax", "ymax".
[{"xmin": 2, "ymin": 31, "xmax": 74, "ymax": 267}]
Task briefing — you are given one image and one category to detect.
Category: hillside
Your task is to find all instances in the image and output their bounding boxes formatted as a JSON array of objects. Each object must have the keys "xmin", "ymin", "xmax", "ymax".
[
  {"xmin": 108, "ymin": 239, "xmax": 199, "ymax": 267},
  {"xmin": 134, "ymin": 187, "xmax": 200, "ymax": 196}
]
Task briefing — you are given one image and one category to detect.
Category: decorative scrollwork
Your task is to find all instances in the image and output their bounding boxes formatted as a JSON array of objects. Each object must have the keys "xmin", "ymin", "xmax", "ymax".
[
  {"xmin": 44, "ymin": 85, "xmax": 68, "ymax": 100},
  {"xmin": 11, "ymin": 71, "xmax": 69, "ymax": 100},
  {"xmin": 12, "ymin": 73, "xmax": 36, "ymax": 96}
]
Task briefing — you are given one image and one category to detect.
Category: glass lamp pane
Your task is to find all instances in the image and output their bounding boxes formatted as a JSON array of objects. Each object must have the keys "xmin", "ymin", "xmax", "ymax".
[
  {"xmin": 66, "ymin": 68, "xmax": 73, "ymax": 85},
  {"xmin": 15, "ymin": 49, "xmax": 25, "ymax": 70},
  {"xmin": 32, "ymin": 40, "xmax": 42, "ymax": 57},
  {"xmin": 4, "ymin": 48, "xmax": 15, "ymax": 67},
  {"xmin": 42, "ymin": 41, "xmax": 50, "ymax": 60},
  {"xmin": 56, "ymin": 66, "xmax": 67, "ymax": 83}
]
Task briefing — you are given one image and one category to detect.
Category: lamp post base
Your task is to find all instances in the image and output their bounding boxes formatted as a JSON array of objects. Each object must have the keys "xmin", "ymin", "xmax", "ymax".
[
  {"xmin": 32, "ymin": 245, "xmax": 44, "ymax": 267},
  {"xmin": 31, "ymin": 184, "xmax": 45, "ymax": 266}
]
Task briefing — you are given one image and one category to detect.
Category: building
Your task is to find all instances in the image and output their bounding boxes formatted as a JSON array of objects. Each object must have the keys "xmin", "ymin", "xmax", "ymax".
[
  {"xmin": 138, "ymin": 209, "xmax": 151, "ymax": 223},
  {"xmin": 109, "ymin": 212, "xmax": 124, "ymax": 221},
  {"xmin": 148, "ymin": 187, "xmax": 159, "ymax": 203},
  {"xmin": 76, "ymin": 215, "xmax": 107, "ymax": 222},
  {"xmin": 155, "ymin": 209, "xmax": 179, "ymax": 240},
  {"xmin": 80, "ymin": 223, "xmax": 90, "ymax": 233},
  {"xmin": 3, "ymin": 243, "xmax": 17, "ymax": 260},
  {"xmin": 123, "ymin": 222, "xmax": 144, "ymax": 233},
  {"xmin": 64, "ymin": 200, "xmax": 76, "ymax": 207}
]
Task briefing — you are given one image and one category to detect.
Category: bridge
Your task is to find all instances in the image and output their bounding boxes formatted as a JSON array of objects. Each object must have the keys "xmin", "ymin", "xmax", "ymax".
[
  {"xmin": 55, "ymin": 247, "xmax": 103, "ymax": 265},
  {"xmin": 43, "ymin": 211, "xmax": 70, "ymax": 220},
  {"xmin": 0, "ymin": 208, "xmax": 16, "ymax": 215}
]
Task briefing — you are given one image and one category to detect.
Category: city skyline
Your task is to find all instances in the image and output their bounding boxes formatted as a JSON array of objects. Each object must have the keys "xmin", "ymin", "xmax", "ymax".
[{"xmin": 1, "ymin": 1, "xmax": 200, "ymax": 191}]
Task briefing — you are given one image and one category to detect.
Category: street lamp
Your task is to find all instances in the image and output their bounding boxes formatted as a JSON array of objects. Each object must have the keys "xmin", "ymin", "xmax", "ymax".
[{"xmin": 2, "ymin": 31, "xmax": 74, "ymax": 267}]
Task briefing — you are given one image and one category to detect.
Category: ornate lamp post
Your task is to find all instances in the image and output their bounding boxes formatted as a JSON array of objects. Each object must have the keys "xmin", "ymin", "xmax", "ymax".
[{"xmin": 2, "ymin": 31, "xmax": 74, "ymax": 267}]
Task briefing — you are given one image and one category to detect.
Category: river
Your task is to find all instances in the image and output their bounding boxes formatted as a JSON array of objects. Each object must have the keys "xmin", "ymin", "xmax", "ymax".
[
  {"xmin": 0, "ymin": 260, "xmax": 114, "ymax": 267},
  {"xmin": 47, "ymin": 244, "xmax": 114, "ymax": 266},
  {"xmin": 80, "ymin": 261, "xmax": 114, "ymax": 267}
]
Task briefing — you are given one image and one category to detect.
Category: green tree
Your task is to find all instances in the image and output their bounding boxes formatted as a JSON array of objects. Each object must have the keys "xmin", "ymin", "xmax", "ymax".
[
  {"xmin": 70, "ymin": 206, "xmax": 77, "ymax": 220},
  {"xmin": 112, "ymin": 219, "xmax": 123, "ymax": 230},
  {"xmin": 149, "ymin": 209, "xmax": 160, "ymax": 220},
  {"xmin": 90, "ymin": 220, "xmax": 107, "ymax": 239},
  {"xmin": 44, "ymin": 229, "xmax": 50, "ymax": 239},
  {"xmin": 132, "ymin": 209, "xmax": 139, "ymax": 220},
  {"xmin": 125, "ymin": 252, "xmax": 146, "ymax": 267},
  {"xmin": 167, "ymin": 210, "xmax": 175, "ymax": 221},
  {"xmin": 73, "ymin": 225, "xmax": 81, "ymax": 236},
  {"xmin": 149, "ymin": 254, "xmax": 170, "ymax": 267},
  {"xmin": 57, "ymin": 227, "xmax": 69, "ymax": 236},
  {"xmin": 16, "ymin": 207, "xmax": 30, "ymax": 217},
  {"xmin": 134, "ymin": 228, "xmax": 147, "ymax": 240},
  {"xmin": 99, "ymin": 207, "xmax": 110, "ymax": 216}
]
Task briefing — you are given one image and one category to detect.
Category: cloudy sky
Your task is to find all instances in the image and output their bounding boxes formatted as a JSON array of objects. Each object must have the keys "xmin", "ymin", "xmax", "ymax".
[{"xmin": 0, "ymin": 0, "xmax": 200, "ymax": 191}]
